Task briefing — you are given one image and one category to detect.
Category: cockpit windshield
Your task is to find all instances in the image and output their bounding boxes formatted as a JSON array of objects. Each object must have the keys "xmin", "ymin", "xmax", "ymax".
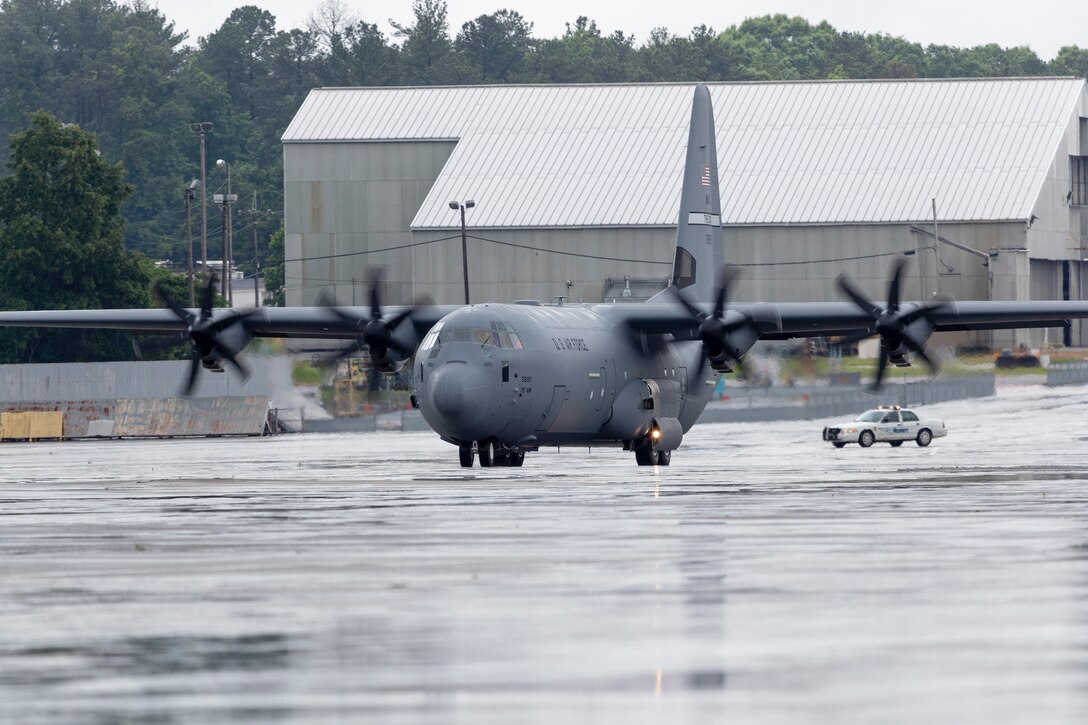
[{"xmin": 418, "ymin": 320, "xmax": 524, "ymax": 351}]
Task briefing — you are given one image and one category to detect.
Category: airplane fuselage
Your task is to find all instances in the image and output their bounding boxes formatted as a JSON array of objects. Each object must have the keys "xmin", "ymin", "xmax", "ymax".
[{"xmin": 415, "ymin": 303, "xmax": 719, "ymax": 454}]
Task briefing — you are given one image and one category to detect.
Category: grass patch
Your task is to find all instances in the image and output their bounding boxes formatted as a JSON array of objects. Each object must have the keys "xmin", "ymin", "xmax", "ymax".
[{"xmin": 292, "ymin": 361, "xmax": 323, "ymax": 386}]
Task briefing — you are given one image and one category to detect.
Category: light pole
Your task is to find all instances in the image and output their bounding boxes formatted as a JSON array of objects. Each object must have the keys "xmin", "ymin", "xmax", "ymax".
[
  {"xmin": 190, "ymin": 122, "xmax": 212, "ymax": 280},
  {"xmin": 184, "ymin": 179, "xmax": 200, "ymax": 306},
  {"xmin": 214, "ymin": 159, "xmax": 237, "ymax": 304},
  {"xmin": 448, "ymin": 199, "xmax": 475, "ymax": 304},
  {"xmin": 250, "ymin": 191, "xmax": 262, "ymax": 308}
]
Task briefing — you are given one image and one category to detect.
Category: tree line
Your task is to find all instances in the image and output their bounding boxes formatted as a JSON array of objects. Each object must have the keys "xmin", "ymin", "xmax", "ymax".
[{"xmin": 0, "ymin": 0, "xmax": 1085, "ymax": 361}]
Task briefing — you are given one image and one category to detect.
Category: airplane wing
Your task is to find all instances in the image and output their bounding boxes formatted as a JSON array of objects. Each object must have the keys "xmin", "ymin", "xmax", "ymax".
[
  {"xmin": 0, "ymin": 299, "xmax": 459, "ymax": 396},
  {"xmin": 759, "ymin": 300, "xmax": 1088, "ymax": 338},
  {"xmin": 0, "ymin": 305, "xmax": 456, "ymax": 339}
]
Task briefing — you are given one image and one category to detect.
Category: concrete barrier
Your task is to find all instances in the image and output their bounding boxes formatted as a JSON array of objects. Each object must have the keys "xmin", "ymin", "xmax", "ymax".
[
  {"xmin": 698, "ymin": 375, "xmax": 996, "ymax": 424},
  {"xmin": 1047, "ymin": 362, "xmax": 1088, "ymax": 386}
]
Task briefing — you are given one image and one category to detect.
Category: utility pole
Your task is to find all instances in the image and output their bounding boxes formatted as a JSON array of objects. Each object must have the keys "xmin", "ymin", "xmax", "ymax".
[
  {"xmin": 190, "ymin": 122, "xmax": 213, "ymax": 280},
  {"xmin": 184, "ymin": 180, "xmax": 199, "ymax": 305},
  {"xmin": 214, "ymin": 159, "xmax": 237, "ymax": 304},
  {"xmin": 251, "ymin": 191, "xmax": 260, "ymax": 307}
]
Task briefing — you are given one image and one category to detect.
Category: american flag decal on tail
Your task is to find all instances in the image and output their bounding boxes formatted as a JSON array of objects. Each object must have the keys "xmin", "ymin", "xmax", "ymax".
[{"xmin": 701, "ymin": 166, "xmax": 711, "ymax": 187}]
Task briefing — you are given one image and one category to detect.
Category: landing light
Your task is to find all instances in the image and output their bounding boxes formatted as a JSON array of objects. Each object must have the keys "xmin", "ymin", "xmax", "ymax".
[{"xmin": 651, "ymin": 428, "xmax": 662, "ymax": 441}]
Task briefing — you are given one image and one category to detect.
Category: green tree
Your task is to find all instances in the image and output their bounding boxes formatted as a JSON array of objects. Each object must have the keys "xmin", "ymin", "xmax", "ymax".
[
  {"xmin": 0, "ymin": 112, "xmax": 168, "ymax": 361},
  {"xmin": 530, "ymin": 17, "xmax": 636, "ymax": 83},
  {"xmin": 1050, "ymin": 45, "xmax": 1088, "ymax": 79},
  {"xmin": 635, "ymin": 28, "xmax": 709, "ymax": 82},
  {"xmin": 323, "ymin": 21, "xmax": 400, "ymax": 86},
  {"xmin": 262, "ymin": 223, "xmax": 286, "ymax": 307},
  {"xmin": 0, "ymin": 0, "xmax": 193, "ymax": 261},
  {"xmin": 390, "ymin": 0, "xmax": 470, "ymax": 84},
  {"xmin": 456, "ymin": 9, "xmax": 533, "ymax": 83}
]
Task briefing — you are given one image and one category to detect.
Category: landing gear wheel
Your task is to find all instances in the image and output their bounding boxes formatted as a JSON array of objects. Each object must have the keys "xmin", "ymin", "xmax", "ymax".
[
  {"xmin": 858, "ymin": 430, "xmax": 875, "ymax": 448},
  {"xmin": 889, "ymin": 441, "xmax": 903, "ymax": 447},
  {"xmin": 458, "ymin": 445, "xmax": 474, "ymax": 467},
  {"xmin": 635, "ymin": 444, "xmax": 656, "ymax": 466},
  {"xmin": 478, "ymin": 440, "xmax": 494, "ymax": 467},
  {"xmin": 833, "ymin": 442, "xmax": 846, "ymax": 448},
  {"xmin": 916, "ymin": 429, "xmax": 932, "ymax": 447},
  {"xmin": 656, "ymin": 450, "xmax": 671, "ymax": 466},
  {"xmin": 509, "ymin": 451, "xmax": 525, "ymax": 467}
]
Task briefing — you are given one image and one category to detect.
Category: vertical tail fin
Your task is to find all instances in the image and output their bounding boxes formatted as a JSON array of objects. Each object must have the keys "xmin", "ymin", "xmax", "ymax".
[{"xmin": 670, "ymin": 84, "xmax": 723, "ymax": 301}]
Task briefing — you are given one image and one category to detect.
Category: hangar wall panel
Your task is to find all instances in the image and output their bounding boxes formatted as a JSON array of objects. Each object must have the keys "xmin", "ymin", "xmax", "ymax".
[{"xmin": 283, "ymin": 141, "xmax": 456, "ymax": 306}]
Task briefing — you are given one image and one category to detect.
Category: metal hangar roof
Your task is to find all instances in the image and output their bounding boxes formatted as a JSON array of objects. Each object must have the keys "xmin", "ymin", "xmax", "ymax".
[{"xmin": 282, "ymin": 78, "xmax": 1087, "ymax": 229}]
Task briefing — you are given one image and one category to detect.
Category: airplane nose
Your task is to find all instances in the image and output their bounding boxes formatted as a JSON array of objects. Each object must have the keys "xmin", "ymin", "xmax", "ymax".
[{"xmin": 428, "ymin": 363, "xmax": 490, "ymax": 431}]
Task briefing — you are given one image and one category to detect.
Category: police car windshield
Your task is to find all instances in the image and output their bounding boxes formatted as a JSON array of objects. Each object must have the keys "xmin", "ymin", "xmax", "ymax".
[{"xmin": 855, "ymin": 410, "xmax": 884, "ymax": 422}]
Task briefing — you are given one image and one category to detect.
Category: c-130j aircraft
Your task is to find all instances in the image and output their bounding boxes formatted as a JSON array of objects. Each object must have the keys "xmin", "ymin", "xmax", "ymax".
[{"xmin": 3, "ymin": 85, "xmax": 1088, "ymax": 467}]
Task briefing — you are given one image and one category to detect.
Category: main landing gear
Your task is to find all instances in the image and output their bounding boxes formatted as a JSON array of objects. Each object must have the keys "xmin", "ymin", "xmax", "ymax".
[
  {"xmin": 458, "ymin": 440, "xmax": 525, "ymax": 468},
  {"xmin": 633, "ymin": 438, "xmax": 671, "ymax": 467}
]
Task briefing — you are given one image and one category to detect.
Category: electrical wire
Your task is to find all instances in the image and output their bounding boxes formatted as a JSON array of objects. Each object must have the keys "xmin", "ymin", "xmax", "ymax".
[
  {"xmin": 467, "ymin": 234, "xmax": 672, "ymax": 266},
  {"xmin": 730, "ymin": 250, "xmax": 917, "ymax": 267},
  {"xmin": 282, "ymin": 235, "xmax": 461, "ymax": 263}
]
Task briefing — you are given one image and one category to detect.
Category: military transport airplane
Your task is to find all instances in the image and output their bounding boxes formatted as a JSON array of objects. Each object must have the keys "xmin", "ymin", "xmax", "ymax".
[{"xmin": 2, "ymin": 85, "xmax": 1088, "ymax": 467}]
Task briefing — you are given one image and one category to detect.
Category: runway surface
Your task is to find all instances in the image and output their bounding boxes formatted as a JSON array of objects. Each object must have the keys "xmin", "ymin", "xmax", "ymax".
[{"xmin": 2, "ymin": 383, "xmax": 1088, "ymax": 724}]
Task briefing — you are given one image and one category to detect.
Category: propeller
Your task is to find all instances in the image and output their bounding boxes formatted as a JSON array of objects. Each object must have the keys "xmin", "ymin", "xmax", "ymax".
[
  {"xmin": 669, "ymin": 266, "xmax": 780, "ymax": 382},
  {"xmin": 316, "ymin": 268, "xmax": 433, "ymax": 377},
  {"xmin": 151, "ymin": 274, "xmax": 254, "ymax": 396},
  {"xmin": 835, "ymin": 257, "xmax": 949, "ymax": 390}
]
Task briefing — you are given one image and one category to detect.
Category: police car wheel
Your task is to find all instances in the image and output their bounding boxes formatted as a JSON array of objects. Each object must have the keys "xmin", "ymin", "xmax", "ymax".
[
  {"xmin": 858, "ymin": 430, "xmax": 875, "ymax": 448},
  {"xmin": 916, "ymin": 429, "xmax": 932, "ymax": 447}
]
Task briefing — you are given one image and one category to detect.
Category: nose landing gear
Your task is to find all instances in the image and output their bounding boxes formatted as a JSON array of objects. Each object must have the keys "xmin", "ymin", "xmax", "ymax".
[
  {"xmin": 458, "ymin": 444, "xmax": 475, "ymax": 468},
  {"xmin": 459, "ymin": 440, "xmax": 525, "ymax": 467}
]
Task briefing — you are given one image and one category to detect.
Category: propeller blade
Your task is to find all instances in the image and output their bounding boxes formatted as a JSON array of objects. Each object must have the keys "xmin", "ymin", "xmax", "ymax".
[
  {"xmin": 667, "ymin": 285, "xmax": 703, "ymax": 321},
  {"xmin": 213, "ymin": 341, "xmax": 252, "ymax": 381},
  {"xmin": 317, "ymin": 293, "xmax": 367, "ymax": 333},
  {"xmin": 870, "ymin": 339, "xmax": 890, "ymax": 390},
  {"xmin": 836, "ymin": 273, "xmax": 882, "ymax": 319},
  {"xmin": 713, "ymin": 266, "xmax": 742, "ymax": 320},
  {"xmin": 200, "ymin": 274, "xmax": 217, "ymax": 321},
  {"xmin": 182, "ymin": 353, "xmax": 201, "ymax": 397},
  {"xmin": 385, "ymin": 306, "xmax": 414, "ymax": 330},
  {"xmin": 368, "ymin": 267, "xmax": 385, "ymax": 319},
  {"xmin": 152, "ymin": 283, "xmax": 191, "ymax": 325},
  {"xmin": 900, "ymin": 335, "xmax": 941, "ymax": 375},
  {"xmin": 388, "ymin": 337, "xmax": 415, "ymax": 358},
  {"xmin": 899, "ymin": 299, "xmax": 950, "ymax": 328},
  {"xmin": 887, "ymin": 257, "xmax": 906, "ymax": 314}
]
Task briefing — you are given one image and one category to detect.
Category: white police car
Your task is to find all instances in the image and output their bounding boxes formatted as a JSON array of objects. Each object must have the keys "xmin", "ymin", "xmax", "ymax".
[{"xmin": 822, "ymin": 406, "xmax": 947, "ymax": 448}]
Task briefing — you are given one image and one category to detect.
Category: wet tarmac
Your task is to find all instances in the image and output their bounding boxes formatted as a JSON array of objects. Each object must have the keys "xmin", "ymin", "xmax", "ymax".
[{"xmin": 2, "ymin": 383, "xmax": 1088, "ymax": 724}]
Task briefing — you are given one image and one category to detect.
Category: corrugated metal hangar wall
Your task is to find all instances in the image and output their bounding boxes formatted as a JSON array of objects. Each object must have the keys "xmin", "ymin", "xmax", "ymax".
[{"xmin": 282, "ymin": 79, "xmax": 1088, "ymax": 349}]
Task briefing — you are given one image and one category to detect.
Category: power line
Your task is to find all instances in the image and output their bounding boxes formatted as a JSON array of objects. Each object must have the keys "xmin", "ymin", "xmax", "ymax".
[
  {"xmin": 467, "ymin": 234, "xmax": 672, "ymax": 266},
  {"xmin": 730, "ymin": 250, "xmax": 915, "ymax": 267},
  {"xmin": 284, "ymin": 233, "xmax": 672, "ymax": 266},
  {"xmin": 282, "ymin": 235, "xmax": 462, "ymax": 263}
]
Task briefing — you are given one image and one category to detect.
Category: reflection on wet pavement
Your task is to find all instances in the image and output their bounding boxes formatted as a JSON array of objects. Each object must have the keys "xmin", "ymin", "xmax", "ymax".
[{"xmin": 1, "ymin": 383, "xmax": 1087, "ymax": 723}]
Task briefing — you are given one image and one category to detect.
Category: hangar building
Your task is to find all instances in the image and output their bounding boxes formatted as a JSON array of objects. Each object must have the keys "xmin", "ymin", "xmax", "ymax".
[{"xmin": 281, "ymin": 77, "xmax": 1088, "ymax": 348}]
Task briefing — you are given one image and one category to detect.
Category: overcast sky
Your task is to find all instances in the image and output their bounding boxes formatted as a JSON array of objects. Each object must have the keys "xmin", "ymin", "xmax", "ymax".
[{"xmin": 150, "ymin": 0, "xmax": 1085, "ymax": 61}]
